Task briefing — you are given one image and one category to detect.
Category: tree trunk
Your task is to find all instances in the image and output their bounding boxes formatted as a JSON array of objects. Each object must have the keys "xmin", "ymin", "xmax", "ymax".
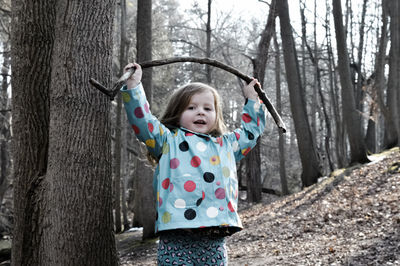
[
  {"xmin": 385, "ymin": 0, "xmax": 400, "ymax": 147},
  {"xmin": 274, "ymin": 30, "xmax": 288, "ymax": 195},
  {"xmin": 246, "ymin": 0, "xmax": 276, "ymax": 203},
  {"xmin": 332, "ymin": 0, "xmax": 369, "ymax": 164},
  {"xmin": 42, "ymin": 1, "xmax": 117, "ymax": 265},
  {"xmin": 136, "ymin": 0, "xmax": 156, "ymax": 239},
  {"xmin": 11, "ymin": 1, "xmax": 54, "ymax": 264},
  {"xmin": 277, "ymin": 0, "xmax": 322, "ymax": 187}
]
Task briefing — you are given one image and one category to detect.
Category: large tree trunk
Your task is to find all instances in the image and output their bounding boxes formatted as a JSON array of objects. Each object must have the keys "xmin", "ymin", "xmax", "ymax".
[
  {"xmin": 42, "ymin": 1, "xmax": 117, "ymax": 265},
  {"xmin": 277, "ymin": 0, "xmax": 322, "ymax": 187},
  {"xmin": 332, "ymin": 0, "xmax": 369, "ymax": 164},
  {"xmin": 11, "ymin": 1, "xmax": 54, "ymax": 264}
]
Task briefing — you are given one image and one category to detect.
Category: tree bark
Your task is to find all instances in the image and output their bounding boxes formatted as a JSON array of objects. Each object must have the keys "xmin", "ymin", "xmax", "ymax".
[
  {"xmin": 42, "ymin": 1, "xmax": 117, "ymax": 265},
  {"xmin": 206, "ymin": 0, "xmax": 212, "ymax": 83},
  {"xmin": 332, "ymin": 0, "xmax": 369, "ymax": 164},
  {"xmin": 277, "ymin": 0, "xmax": 322, "ymax": 186},
  {"xmin": 11, "ymin": 1, "xmax": 54, "ymax": 264}
]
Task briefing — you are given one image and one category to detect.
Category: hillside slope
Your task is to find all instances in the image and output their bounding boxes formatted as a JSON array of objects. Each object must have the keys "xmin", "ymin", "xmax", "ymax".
[{"xmin": 119, "ymin": 148, "xmax": 400, "ymax": 265}]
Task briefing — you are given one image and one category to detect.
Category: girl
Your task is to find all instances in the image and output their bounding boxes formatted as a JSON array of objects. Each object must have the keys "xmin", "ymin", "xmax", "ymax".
[{"xmin": 121, "ymin": 63, "xmax": 266, "ymax": 265}]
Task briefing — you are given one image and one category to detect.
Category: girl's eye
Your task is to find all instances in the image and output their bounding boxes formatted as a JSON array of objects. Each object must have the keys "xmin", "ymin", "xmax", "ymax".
[
  {"xmin": 188, "ymin": 106, "xmax": 195, "ymax": 110},
  {"xmin": 205, "ymin": 108, "xmax": 211, "ymax": 111}
]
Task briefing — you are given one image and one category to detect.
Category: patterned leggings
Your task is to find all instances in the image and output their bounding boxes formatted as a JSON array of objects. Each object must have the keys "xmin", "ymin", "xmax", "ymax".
[{"xmin": 157, "ymin": 230, "xmax": 228, "ymax": 266}]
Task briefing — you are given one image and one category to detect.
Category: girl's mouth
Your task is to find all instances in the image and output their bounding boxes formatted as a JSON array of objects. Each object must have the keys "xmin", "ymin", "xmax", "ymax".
[{"xmin": 194, "ymin": 120, "xmax": 206, "ymax": 125}]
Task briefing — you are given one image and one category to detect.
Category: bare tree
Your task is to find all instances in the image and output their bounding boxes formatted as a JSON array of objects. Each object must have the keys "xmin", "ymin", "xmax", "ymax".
[
  {"xmin": 332, "ymin": 0, "xmax": 369, "ymax": 164},
  {"xmin": 276, "ymin": 0, "xmax": 322, "ymax": 186}
]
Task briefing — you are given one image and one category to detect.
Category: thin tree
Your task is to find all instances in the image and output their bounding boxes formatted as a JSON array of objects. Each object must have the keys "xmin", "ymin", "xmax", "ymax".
[
  {"xmin": 276, "ymin": 0, "xmax": 322, "ymax": 186},
  {"xmin": 332, "ymin": 0, "xmax": 369, "ymax": 164}
]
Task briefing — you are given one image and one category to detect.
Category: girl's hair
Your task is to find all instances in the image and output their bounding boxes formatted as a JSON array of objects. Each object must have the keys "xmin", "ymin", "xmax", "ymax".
[{"xmin": 147, "ymin": 82, "xmax": 227, "ymax": 165}]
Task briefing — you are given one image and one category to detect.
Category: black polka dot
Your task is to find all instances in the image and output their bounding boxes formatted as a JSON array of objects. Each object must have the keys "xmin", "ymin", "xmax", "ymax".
[
  {"xmin": 184, "ymin": 209, "xmax": 196, "ymax": 220},
  {"xmin": 203, "ymin": 172, "xmax": 215, "ymax": 183},
  {"xmin": 248, "ymin": 132, "xmax": 254, "ymax": 140},
  {"xmin": 179, "ymin": 141, "xmax": 189, "ymax": 151},
  {"xmin": 196, "ymin": 198, "xmax": 203, "ymax": 206}
]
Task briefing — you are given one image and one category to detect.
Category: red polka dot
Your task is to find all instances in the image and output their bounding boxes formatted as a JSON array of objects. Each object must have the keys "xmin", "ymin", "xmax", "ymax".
[
  {"xmin": 184, "ymin": 181, "xmax": 196, "ymax": 192},
  {"xmin": 257, "ymin": 116, "xmax": 260, "ymax": 126},
  {"xmin": 132, "ymin": 124, "xmax": 140, "ymax": 134},
  {"xmin": 169, "ymin": 183, "xmax": 174, "ymax": 192},
  {"xmin": 134, "ymin": 107, "xmax": 144, "ymax": 118},
  {"xmin": 185, "ymin": 132, "xmax": 194, "ymax": 136},
  {"xmin": 144, "ymin": 102, "xmax": 150, "ymax": 113},
  {"xmin": 202, "ymin": 191, "xmax": 205, "ymax": 200},
  {"xmin": 170, "ymin": 158, "xmax": 180, "ymax": 169},
  {"xmin": 215, "ymin": 188, "xmax": 226, "ymax": 199},
  {"xmin": 191, "ymin": 156, "xmax": 201, "ymax": 167},
  {"xmin": 242, "ymin": 147, "xmax": 251, "ymax": 156},
  {"xmin": 216, "ymin": 137, "xmax": 223, "ymax": 147},
  {"xmin": 228, "ymin": 201, "xmax": 235, "ymax": 212},
  {"xmin": 162, "ymin": 178, "xmax": 170, "ymax": 190},
  {"xmin": 148, "ymin": 123, "xmax": 154, "ymax": 132},
  {"xmin": 242, "ymin": 113, "xmax": 252, "ymax": 123},
  {"xmin": 235, "ymin": 132, "xmax": 240, "ymax": 140}
]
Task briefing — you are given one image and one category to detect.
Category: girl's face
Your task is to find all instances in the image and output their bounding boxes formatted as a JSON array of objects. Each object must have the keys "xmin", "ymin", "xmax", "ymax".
[{"xmin": 179, "ymin": 90, "xmax": 216, "ymax": 134}]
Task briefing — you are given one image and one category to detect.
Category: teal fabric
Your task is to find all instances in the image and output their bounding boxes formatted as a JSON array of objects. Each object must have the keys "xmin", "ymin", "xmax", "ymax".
[{"xmin": 121, "ymin": 84, "xmax": 266, "ymax": 234}]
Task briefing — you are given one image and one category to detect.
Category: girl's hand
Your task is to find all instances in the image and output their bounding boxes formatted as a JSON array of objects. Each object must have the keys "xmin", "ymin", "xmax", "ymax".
[
  {"xmin": 242, "ymin": 78, "xmax": 260, "ymax": 101},
  {"xmin": 124, "ymin": 63, "xmax": 142, "ymax": 89}
]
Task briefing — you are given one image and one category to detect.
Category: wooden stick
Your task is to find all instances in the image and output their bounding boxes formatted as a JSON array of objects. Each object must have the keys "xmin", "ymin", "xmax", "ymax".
[{"xmin": 89, "ymin": 57, "xmax": 287, "ymax": 133}]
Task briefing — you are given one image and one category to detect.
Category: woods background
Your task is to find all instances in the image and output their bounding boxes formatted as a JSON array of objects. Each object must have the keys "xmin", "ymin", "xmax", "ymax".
[{"xmin": 0, "ymin": 0, "xmax": 399, "ymax": 265}]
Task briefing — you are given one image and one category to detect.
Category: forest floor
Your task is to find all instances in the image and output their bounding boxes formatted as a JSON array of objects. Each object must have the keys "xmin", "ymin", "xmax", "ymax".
[{"xmin": 117, "ymin": 147, "xmax": 400, "ymax": 265}]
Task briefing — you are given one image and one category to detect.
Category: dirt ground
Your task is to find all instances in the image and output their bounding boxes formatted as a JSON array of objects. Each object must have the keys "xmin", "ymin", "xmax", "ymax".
[{"xmin": 117, "ymin": 148, "xmax": 400, "ymax": 265}]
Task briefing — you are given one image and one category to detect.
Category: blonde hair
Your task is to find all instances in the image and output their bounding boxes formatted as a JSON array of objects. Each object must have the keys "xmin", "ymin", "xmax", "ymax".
[{"xmin": 147, "ymin": 82, "xmax": 227, "ymax": 165}]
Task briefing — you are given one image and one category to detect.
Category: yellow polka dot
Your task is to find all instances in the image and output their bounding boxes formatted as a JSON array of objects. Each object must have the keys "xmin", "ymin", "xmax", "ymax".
[
  {"xmin": 159, "ymin": 126, "xmax": 164, "ymax": 136},
  {"xmin": 157, "ymin": 191, "xmax": 160, "ymax": 201},
  {"xmin": 227, "ymin": 152, "xmax": 232, "ymax": 162},
  {"xmin": 145, "ymin": 139, "xmax": 156, "ymax": 148},
  {"xmin": 162, "ymin": 212, "xmax": 171, "ymax": 223},
  {"xmin": 121, "ymin": 92, "xmax": 131, "ymax": 103},
  {"xmin": 162, "ymin": 142, "xmax": 169, "ymax": 154},
  {"xmin": 210, "ymin": 155, "xmax": 221, "ymax": 165}
]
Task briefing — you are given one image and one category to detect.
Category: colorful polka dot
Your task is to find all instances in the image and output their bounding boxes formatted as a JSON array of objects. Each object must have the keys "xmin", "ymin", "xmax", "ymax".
[
  {"xmin": 169, "ymin": 183, "xmax": 174, "ymax": 192},
  {"xmin": 162, "ymin": 178, "xmax": 170, "ymax": 189},
  {"xmin": 257, "ymin": 116, "xmax": 260, "ymax": 126},
  {"xmin": 159, "ymin": 126, "xmax": 164, "ymax": 136},
  {"xmin": 219, "ymin": 206, "xmax": 224, "ymax": 211},
  {"xmin": 184, "ymin": 181, "xmax": 196, "ymax": 192},
  {"xmin": 222, "ymin": 167, "xmax": 230, "ymax": 177},
  {"xmin": 121, "ymin": 92, "xmax": 131, "ymax": 103},
  {"xmin": 132, "ymin": 124, "xmax": 140, "ymax": 134},
  {"xmin": 228, "ymin": 201, "xmax": 235, "ymax": 212},
  {"xmin": 203, "ymin": 172, "xmax": 215, "ymax": 183},
  {"xmin": 174, "ymin": 199, "xmax": 186, "ymax": 208},
  {"xmin": 191, "ymin": 156, "xmax": 201, "ymax": 167},
  {"xmin": 206, "ymin": 207, "xmax": 218, "ymax": 218},
  {"xmin": 196, "ymin": 198, "xmax": 203, "ymax": 206},
  {"xmin": 242, "ymin": 113, "xmax": 252, "ymax": 123},
  {"xmin": 184, "ymin": 209, "xmax": 196, "ymax": 220},
  {"xmin": 216, "ymin": 181, "xmax": 221, "ymax": 186},
  {"xmin": 248, "ymin": 132, "xmax": 254, "ymax": 140},
  {"xmin": 134, "ymin": 107, "xmax": 144, "ymax": 118},
  {"xmin": 210, "ymin": 155, "xmax": 220, "ymax": 166},
  {"xmin": 162, "ymin": 142, "xmax": 169, "ymax": 154},
  {"xmin": 148, "ymin": 123, "xmax": 154, "ymax": 132},
  {"xmin": 242, "ymin": 147, "xmax": 251, "ymax": 156},
  {"xmin": 145, "ymin": 139, "xmax": 155, "ymax": 148},
  {"xmin": 185, "ymin": 132, "xmax": 194, "ymax": 136},
  {"xmin": 159, "ymin": 197, "xmax": 163, "ymax": 207},
  {"xmin": 235, "ymin": 132, "xmax": 240, "ymax": 140},
  {"xmin": 232, "ymin": 141, "xmax": 239, "ymax": 152},
  {"xmin": 170, "ymin": 158, "xmax": 180, "ymax": 169},
  {"xmin": 196, "ymin": 142, "xmax": 207, "ymax": 152},
  {"xmin": 215, "ymin": 188, "xmax": 226, "ymax": 199},
  {"xmin": 179, "ymin": 141, "xmax": 189, "ymax": 152},
  {"xmin": 162, "ymin": 212, "xmax": 171, "ymax": 223},
  {"xmin": 144, "ymin": 102, "xmax": 150, "ymax": 113}
]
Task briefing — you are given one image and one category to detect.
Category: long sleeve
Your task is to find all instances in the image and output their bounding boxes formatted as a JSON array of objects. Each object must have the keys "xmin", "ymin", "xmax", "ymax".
[
  {"xmin": 225, "ymin": 98, "xmax": 266, "ymax": 162},
  {"xmin": 121, "ymin": 83, "xmax": 170, "ymax": 159}
]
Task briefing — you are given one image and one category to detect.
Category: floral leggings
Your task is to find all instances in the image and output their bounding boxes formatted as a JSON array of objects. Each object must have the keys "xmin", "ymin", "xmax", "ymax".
[{"xmin": 157, "ymin": 229, "xmax": 228, "ymax": 266}]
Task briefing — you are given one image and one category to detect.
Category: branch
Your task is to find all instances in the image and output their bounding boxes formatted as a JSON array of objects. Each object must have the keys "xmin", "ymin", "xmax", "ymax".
[{"xmin": 89, "ymin": 57, "xmax": 286, "ymax": 133}]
